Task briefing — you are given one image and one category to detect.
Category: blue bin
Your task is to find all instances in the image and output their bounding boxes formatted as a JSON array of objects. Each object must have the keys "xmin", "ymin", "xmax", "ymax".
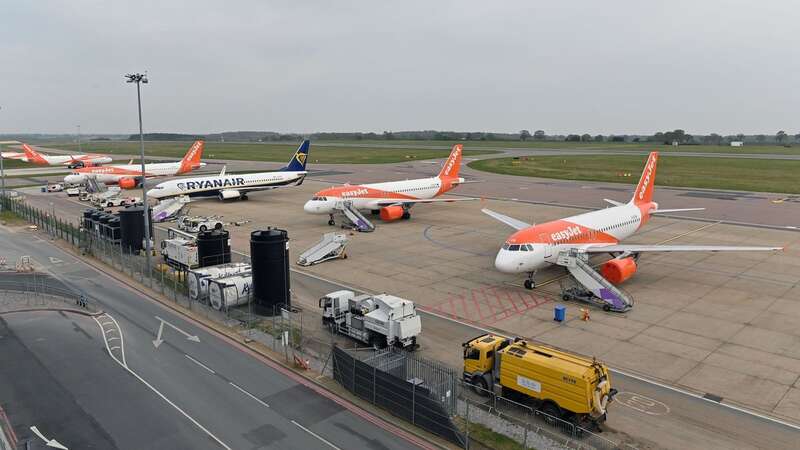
[
  {"xmin": 40, "ymin": 187, "xmax": 47, "ymax": 193},
  {"xmin": 554, "ymin": 305, "xmax": 566, "ymax": 322}
]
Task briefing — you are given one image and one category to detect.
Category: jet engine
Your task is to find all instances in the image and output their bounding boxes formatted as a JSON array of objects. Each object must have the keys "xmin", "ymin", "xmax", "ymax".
[
  {"xmin": 218, "ymin": 189, "xmax": 241, "ymax": 201},
  {"xmin": 379, "ymin": 205, "xmax": 405, "ymax": 221},
  {"xmin": 600, "ymin": 257, "xmax": 637, "ymax": 284},
  {"xmin": 118, "ymin": 177, "xmax": 139, "ymax": 189}
]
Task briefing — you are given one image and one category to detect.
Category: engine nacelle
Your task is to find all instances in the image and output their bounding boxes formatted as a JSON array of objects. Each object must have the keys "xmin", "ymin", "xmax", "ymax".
[
  {"xmin": 600, "ymin": 257, "xmax": 637, "ymax": 284},
  {"xmin": 379, "ymin": 205, "xmax": 405, "ymax": 221},
  {"xmin": 118, "ymin": 177, "xmax": 138, "ymax": 189},
  {"xmin": 218, "ymin": 189, "xmax": 241, "ymax": 200}
]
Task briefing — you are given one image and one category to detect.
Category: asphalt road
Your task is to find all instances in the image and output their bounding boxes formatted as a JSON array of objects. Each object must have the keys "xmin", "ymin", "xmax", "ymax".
[{"xmin": 0, "ymin": 227, "xmax": 427, "ymax": 450}]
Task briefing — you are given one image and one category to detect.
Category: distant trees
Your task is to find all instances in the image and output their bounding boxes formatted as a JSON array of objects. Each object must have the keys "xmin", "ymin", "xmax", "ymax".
[
  {"xmin": 702, "ymin": 133, "xmax": 723, "ymax": 145},
  {"xmin": 533, "ymin": 130, "xmax": 546, "ymax": 140},
  {"xmin": 756, "ymin": 134, "xmax": 766, "ymax": 143},
  {"xmin": 565, "ymin": 134, "xmax": 581, "ymax": 142},
  {"xmin": 581, "ymin": 133, "xmax": 592, "ymax": 142},
  {"xmin": 776, "ymin": 130, "xmax": 787, "ymax": 143},
  {"xmin": 735, "ymin": 133, "xmax": 745, "ymax": 142},
  {"xmin": 653, "ymin": 129, "xmax": 692, "ymax": 145},
  {"xmin": 519, "ymin": 130, "xmax": 531, "ymax": 141},
  {"xmin": 594, "ymin": 135, "xmax": 604, "ymax": 142},
  {"xmin": 795, "ymin": 133, "xmax": 800, "ymax": 142},
  {"xmin": 383, "ymin": 131, "xmax": 394, "ymax": 140}
]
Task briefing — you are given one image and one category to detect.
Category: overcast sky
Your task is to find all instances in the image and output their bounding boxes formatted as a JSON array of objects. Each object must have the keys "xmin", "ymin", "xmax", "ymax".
[{"xmin": 2, "ymin": 1, "xmax": 798, "ymax": 135}]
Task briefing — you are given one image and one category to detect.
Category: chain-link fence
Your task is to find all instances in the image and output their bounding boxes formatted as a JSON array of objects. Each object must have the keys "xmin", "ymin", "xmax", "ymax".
[{"xmin": 0, "ymin": 272, "xmax": 99, "ymax": 313}]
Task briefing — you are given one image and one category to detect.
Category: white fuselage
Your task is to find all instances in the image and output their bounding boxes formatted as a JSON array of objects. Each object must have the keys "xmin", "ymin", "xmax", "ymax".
[
  {"xmin": 40, "ymin": 154, "xmax": 112, "ymax": 166},
  {"xmin": 494, "ymin": 202, "xmax": 649, "ymax": 274},
  {"xmin": 64, "ymin": 161, "xmax": 205, "ymax": 185},
  {"xmin": 303, "ymin": 176, "xmax": 449, "ymax": 213},
  {"xmin": 148, "ymin": 171, "xmax": 306, "ymax": 199}
]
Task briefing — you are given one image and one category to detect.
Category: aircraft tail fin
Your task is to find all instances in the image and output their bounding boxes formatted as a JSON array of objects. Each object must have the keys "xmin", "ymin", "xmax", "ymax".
[
  {"xmin": 281, "ymin": 140, "xmax": 310, "ymax": 172},
  {"xmin": 631, "ymin": 151, "xmax": 658, "ymax": 205},
  {"xmin": 178, "ymin": 140, "xmax": 205, "ymax": 174},
  {"xmin": 22, "ymin": 144, "xmax": 48, "ymax": 164},
  {"xmin": 438, "ymin": 144, "xmax": 463, "ymax": 179}
]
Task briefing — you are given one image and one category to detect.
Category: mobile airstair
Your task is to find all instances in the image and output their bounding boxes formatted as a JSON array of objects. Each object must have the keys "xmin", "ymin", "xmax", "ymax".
[
  {"xmin": 153, "ymin": 196, "xmax": 190, "ymax": 222},
  {"xmin": 84, "ymin": 177, "xmax": 107, "ymax": 193},
  {"xmin": 557, "ymin": 249, "xmax": 633, "ymax": 312},
  {"xmin": 334, "ymin": 200, "xmax": 375, "ymax": 232},
  {"xmin": 297, "ymin": 233, "xmax": 349, "ymax": 266}
]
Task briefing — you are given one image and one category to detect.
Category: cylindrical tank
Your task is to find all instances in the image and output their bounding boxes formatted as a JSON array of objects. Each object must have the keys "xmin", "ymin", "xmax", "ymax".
[
  {"xmin": 90, "ymin": 211, "xmax": 103, "ymax": 236},
  {"xmin": 208, "ymin": 274, "xmax": 252, "ymax": 311},
  {"xmin": 98, "ymin": 214, "xmax": 113, "ymax": 240},
  {"xmin": 82, "ymin": 209, "xmax": 94, "ymax": 230},
  {"xmin": 119, "ymin": 206, "xmax": 152, "ymax": 253},
  {"xmin": 250, "ymin": 228, "xmax": 290, "ymax": 314},
  {"xmin": 197, "ymin": 229, "xmax": 231, "ymax": 268},
  {"xmin": 187, "ymin": 262, "xmax": 251, "ymax": 301}
]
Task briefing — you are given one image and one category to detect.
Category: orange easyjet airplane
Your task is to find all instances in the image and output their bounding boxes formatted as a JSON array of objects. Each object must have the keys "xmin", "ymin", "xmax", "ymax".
[
  {"xmin": 63, "ymin": 140, "xmax": 206, "ymax": 189},
  {"xmin": 483, "ymin": 151, "xmax": 783, "ymax": 290},
  {"xmin": 303, "ymin": 144, "xmax": 475, "ymax": 224},
  {"xmin": 22, "ymin": 144, "xmax": 112, "ymax": 168}
]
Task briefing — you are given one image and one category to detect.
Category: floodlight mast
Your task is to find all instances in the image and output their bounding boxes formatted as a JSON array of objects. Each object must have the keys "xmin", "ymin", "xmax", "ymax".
[{"xmin": 125, "ymin": 72, "xmax": 152, "ymax": 276}]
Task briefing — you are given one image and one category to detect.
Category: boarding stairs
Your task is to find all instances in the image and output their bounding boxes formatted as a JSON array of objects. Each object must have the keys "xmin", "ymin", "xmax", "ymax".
[
  {"xmin": 556, "ymin": 249, "xmax": 633, "ymax": 312},
  {"xmin": 297, "ymin": 233, "xmax": 348, "ymax": 266},
  {"xmin": 84, "ymin": 177, "xmax": 107, "ymax": 193},
  {"xmin": 153, "ymin": 196, "xmax": 190, "ymax": 222},
  {"xmin": 334, "ymin": 200, "xmax": 375, "ymax": 232}
]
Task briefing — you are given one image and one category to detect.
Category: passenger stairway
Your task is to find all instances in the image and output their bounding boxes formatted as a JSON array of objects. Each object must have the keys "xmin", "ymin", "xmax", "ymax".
[
  {"xmin": 334, "ymin": 201, "xmax": 375, "ymax": 232},
  {"xmin": 556, "ymin": 249, "xmax": 633, "ymax": 312},
  {"xmin": 153, "ymin": 196, "xmax": 190, "ymax": 222},
  {"xmin": 297, "ymin": 233, "xmax": 348, "ymax": 266}
]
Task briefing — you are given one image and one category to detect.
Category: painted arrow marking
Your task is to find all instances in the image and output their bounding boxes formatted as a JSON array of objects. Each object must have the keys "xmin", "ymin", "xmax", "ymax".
[
  {"xmin": 153, "ymin": 316, "xmax": 200, "ymax": 348},
  {"xmin": 30, "ymin": 426, "xmax": 69, "ymax": 449},
  {"xmin": 48, "ymin": 257, "xmax": 63, "ymax": 264}
]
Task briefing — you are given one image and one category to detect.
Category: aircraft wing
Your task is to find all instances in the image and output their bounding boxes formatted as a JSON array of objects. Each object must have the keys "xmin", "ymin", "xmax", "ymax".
[
  {"xmin": 584, "ymin": 244, "xmax": 783, "ymax": 253},
  {"xmin": 481, "ymin": 208, "xmax": 531, "ymax": 231},
  {"xmin": 376, "ymin": 197, "xmax": 478, "ymax": 207}
]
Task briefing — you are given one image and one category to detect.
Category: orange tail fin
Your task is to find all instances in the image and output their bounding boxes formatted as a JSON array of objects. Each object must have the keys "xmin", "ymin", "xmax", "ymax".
[
  {"xmin": 178, "ymin": 140, "xmax": 204, "ymax": 174},
  {"xmin": 438, "ymin": 144, "xmax": 463, "ymax": 179},
  {"xmin": 631, "ymin": 151, "xmax": 658, "ymax": 205},
  {"xmin": 22, "ymin": 144, "xmax": 48, "ymax": 165}
]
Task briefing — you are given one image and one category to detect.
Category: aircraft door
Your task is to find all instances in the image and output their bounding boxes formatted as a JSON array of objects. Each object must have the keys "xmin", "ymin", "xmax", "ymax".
[{"xmin": 539, "ymin": 234, "xmax": 553, "ymax": 258}]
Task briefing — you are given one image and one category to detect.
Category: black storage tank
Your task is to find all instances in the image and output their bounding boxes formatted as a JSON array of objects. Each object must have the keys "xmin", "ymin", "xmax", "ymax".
[
  {"xmin": 82, "ymin": 209, "xmax": 94, "ymax": 230},
  {"xmin": 250, "ymin": 228, "xmax": 290, "ymax": 314},
  {"xmin": 90, "ymin": 211, "xmax": 104, "ymax": 236},
  {"xmin": 119, "ymin": 206, "xmax": 152, "ymax": 253},
  {"xmin": 197, "ymin": 229, "xmax": 231, "ymax": 267},
  {"xmin": 98, "ymin": 214, "xmax": 114, "ymax": 240}
]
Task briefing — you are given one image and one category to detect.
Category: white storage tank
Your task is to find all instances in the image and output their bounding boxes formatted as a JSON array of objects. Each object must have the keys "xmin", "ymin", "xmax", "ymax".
[
  {"xmin": 209, "ymin": 274, "xmax": 253, "ymax": 311},
  {"xmin": 187, "ymin": 262, "xmax": 251, "ymax": 301}
]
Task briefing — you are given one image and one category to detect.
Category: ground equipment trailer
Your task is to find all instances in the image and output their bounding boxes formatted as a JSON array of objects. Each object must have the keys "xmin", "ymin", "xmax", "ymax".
[
  {"xmin": 463, "ymin": 334, "xmax": 617, "ymax": 428},
  {"xmin": 177, "ymin": 215, "xmax": 224, "ymax": 233},
  {"xmin": 161, "ymin": 228, "xmax": 199, "ymax": 270},
  {"xmin": 320, "ymin": 290, "xmax": 421, "ymax": 349}
]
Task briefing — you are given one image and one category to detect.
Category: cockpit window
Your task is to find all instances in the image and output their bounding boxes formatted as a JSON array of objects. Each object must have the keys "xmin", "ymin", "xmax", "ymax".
[
  {"xmin": 502, "ymin": 243, "xmax": 511, "ymax": 250},
  {"xmin": 311, "ymin": 196, "xmax": 327, "ymax": 201},
  {"xmin": 520, "ymin": 245, "xmax": 529, "ymax": 251},
  {"xmin": 508, "ymin": 245, "xmax": 520, "ymax": 251}
]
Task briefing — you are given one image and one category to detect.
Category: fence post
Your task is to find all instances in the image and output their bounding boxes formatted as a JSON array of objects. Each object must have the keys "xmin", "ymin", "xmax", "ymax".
[
  {"xmin": 372, "ymin": 365, "xmax": 377, "ymax": 405},
  {"xmin": 465, "ymin": 399, "xmax": 470, "ymax": 450},
  {"xmin": 352, "ymin": 355, "xmax": 356, "ymax": 394},
  {"xmin": 412, "ymin": 380, "xmax": 416, "ymax": 425}
]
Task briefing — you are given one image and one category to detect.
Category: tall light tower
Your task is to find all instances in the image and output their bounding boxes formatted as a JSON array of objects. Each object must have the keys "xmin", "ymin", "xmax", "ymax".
[
  {"xmin": 125, "ymin": 72, "xmax": 152, "ymax": 277},
  {"xmin": 0, "ymin": 106, "xmax": 5, "ymax": 214}
]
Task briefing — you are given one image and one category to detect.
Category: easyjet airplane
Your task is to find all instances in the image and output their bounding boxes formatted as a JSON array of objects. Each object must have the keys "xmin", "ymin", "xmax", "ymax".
[
  {"xmin": 483, "ymin": 151, "xmax": 782, "ymax": 289},
  {"xmin": 304, "ymin": 144, "xmax": 475, "ymax": 224},
  {"xmin": 21, "ymin": 144, "xmax": 112, "ymax": 168},
  {"xmin": 64, "ymin": 140, "xmax": 206, "ymax": 189}
]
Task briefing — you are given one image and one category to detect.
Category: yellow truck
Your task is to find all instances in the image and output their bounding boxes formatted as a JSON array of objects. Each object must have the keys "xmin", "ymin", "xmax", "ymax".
[{"xmin": 462, "ymin": 334, "xmax": 616, "ymax": 426}]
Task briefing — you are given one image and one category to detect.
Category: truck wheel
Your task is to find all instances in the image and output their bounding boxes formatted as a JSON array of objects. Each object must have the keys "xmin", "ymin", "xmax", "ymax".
[
  {"xmin": 107, "ymin": 202, "xmax": 113, "ymax": 207},
  {"xmin": 471, "ymin": 375, "xmax": 489, "ymax": 396},
  {"xmin": 562, "ymin": 294, "xmax": 570, "ymax": 301},
  {"xmin": 541, "ymin": 402, "xmax": 561, "ymax": 425},
  {"xmin": 401, "ymin": 211, "xmax": 410, "ymax": 220},
  {"xmin": 199, "ymin": 225, "xmax": 207, "ymax": 232},
  {"xmin": 214, "ymin": 223, "xmax": 222, "ymax": 230},
  {"xmin": 603, "ymin": 304, "xmax": 611, "ymax": 312}
]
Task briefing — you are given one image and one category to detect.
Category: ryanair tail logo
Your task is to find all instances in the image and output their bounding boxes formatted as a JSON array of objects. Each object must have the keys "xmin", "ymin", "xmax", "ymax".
[{"xmin": 295, "ymin": 152, "xmax": 307, "ymax": 166}]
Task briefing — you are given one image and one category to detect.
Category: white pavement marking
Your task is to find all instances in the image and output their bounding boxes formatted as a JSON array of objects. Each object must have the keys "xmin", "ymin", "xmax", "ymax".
[
  {"xmin": 92, "ymin": 315, "xmax": 231, "ymax": 449},
  {"xmin": 291, "ymin": 420, "xmax": 341, "ymax": 450},
  {"xmin": 185, "ymin": 354, "xmax": 216, "ymax": 374},
  {"xmin": 155, "ymin": 316, "xmax": 201, "ymax": 342},
  {"xmin": 30, "ymin": 426, "xmax": 69, "ymax": 449},
  {"xmin": 228, "ymin": 382, "xmax": 270, "ymax": 408}
]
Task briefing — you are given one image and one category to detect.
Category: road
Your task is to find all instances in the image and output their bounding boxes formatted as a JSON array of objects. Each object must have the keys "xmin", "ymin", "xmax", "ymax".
[{"xmin": 0, "ymin": 227, "xmax": 429, "ymax": 450}]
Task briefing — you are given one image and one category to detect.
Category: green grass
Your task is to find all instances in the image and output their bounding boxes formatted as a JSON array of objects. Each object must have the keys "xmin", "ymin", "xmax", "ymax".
[
  {"xmin": 469, "ymin": 155, "xmax": 800, "ymax": 194},
  {"xmin": 0, "ymin": 209, "xmax": 26, "ymax": 225},
  {"xmin": 454, "ymin": 417, "xmax": 530, "ymax": 450},
  {"xmin": 49, "ymin": 141, "xmax": 498, "ymax": 164},
  {"xmin": 0, "ymin": 158, "xmax": 36, "ymax": 169}
]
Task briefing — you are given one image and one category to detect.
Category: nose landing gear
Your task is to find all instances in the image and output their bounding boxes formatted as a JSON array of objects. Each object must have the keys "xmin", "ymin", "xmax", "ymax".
[
  {"xmin": 328, "ymin": 214, "xmax": 336, "ymax": 226},
  {"xmin": 523, "ymin": 271, "xmax": 538, "ymax": 290}
]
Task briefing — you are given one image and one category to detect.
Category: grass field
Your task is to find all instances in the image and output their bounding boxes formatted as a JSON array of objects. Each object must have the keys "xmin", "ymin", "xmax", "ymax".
[
  {"xmin": 0, "ymin": 158, "xmax": 36, "ymax": 169},
  {"xmin": 312, "ymin": 140, "xmax": 800, "ymax": 155},
  {"xmin": 49, "ymin": 141, "xmax": 498, "ymax": 164},
  {"xmin": 469, "ymin": 155, "xmax": 800, "ymax": 194}
]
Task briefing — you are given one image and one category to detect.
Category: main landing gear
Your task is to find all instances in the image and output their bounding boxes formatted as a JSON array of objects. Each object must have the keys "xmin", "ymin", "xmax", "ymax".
[
  {"xmin": 523, "ymin": 271, "xmax": 537, "ymax": 290},
  {"xmin": 328, "ymin": 214, "xmax": 336, "ymax": 226}
]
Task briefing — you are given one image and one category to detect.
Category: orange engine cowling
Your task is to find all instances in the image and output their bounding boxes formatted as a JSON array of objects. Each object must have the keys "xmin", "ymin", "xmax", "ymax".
[
  {"xmin": 118, "ymin": 177, "xmax": 138, "ymax": 189},
  {"xmin": 379, "ymin": 205, "xmax": 405, "ymax": 221},
  {"xmin": 600, "ymin": 257, "xmax": 637, "ymax": 284}
]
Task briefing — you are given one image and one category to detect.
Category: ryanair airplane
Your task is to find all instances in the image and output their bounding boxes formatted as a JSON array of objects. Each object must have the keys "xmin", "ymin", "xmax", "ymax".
[{"xmin": 147, "ymin": 140, "xmax": 309, "ymax": 201}]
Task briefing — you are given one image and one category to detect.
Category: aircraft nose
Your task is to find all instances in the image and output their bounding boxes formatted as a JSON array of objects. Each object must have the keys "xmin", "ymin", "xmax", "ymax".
[
  {"xmin": 303, "ymin": 200, "xmax": 316, "ymax": 213},
  {"xmin": 494, "ymin": 249, "xmax": 521, "ymax": 273}
]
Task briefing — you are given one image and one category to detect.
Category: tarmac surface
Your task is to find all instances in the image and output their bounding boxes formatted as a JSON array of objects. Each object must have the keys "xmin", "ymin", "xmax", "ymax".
[
  {"xmin": 0, "ymin": 227, "xmax": 428, "ymax": 450},
  {"xmin": 7, "ymin": 149, "xmax": 800, "ymax": 449}
]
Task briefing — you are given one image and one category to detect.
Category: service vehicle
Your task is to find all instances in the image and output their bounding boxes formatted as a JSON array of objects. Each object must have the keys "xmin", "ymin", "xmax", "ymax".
[
  {"xmin": 65, "ymin": 187, "xmax": 81, "ymax": 197},
  {"xmin": 46, "ymin": 183, "xmax": 64, "ymax": 192},
  {"xmin": 462, "ymin": 334, "xmax": 616, "ymax": 427},
  {"xmin": 177, "ymin": 215, "xmax": 224, "ymax": 233},
  {"xmin": 319, "ymin": 290, "xmax": 421, "ymax": 349},
  {"xmin": 161, "ymin": 228, "xmax": 199, "ymax": 269},
  {"xmin": 103, "ymin": 196, "xmax": 140, "ymax": 208}
]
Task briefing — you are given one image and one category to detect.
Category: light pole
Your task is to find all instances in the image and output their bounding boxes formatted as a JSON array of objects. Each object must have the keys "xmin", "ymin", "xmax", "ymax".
[
  {"xmin": 125, "ymin": 73, "xmax": 152, "ymax": 277},
  {"xmin": 0, "ymin": 106, "xmax": 5, "ymax": 214}
]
